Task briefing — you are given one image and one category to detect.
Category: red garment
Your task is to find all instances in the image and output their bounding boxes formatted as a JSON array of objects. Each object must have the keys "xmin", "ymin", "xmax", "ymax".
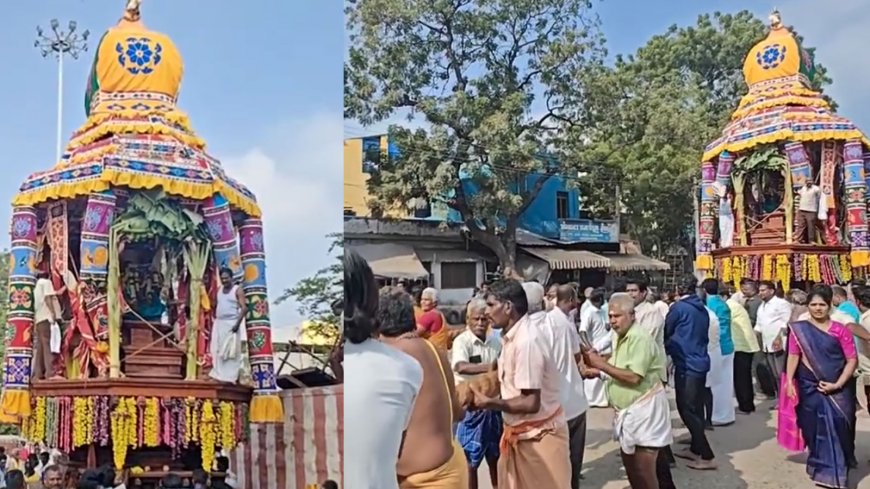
[{"xmin": 417, "ymin": 309, "xmax": 444, "ymax": 335}]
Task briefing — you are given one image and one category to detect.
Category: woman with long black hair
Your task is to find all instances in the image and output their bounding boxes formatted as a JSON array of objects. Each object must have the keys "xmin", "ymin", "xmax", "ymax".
[
  {"xmin": 784, "ymin": 284, "xmax": 858, "ymax": 488},
  {"xmin": 343, "ymin": 251, "xmax": 425, "ymax": 489}
]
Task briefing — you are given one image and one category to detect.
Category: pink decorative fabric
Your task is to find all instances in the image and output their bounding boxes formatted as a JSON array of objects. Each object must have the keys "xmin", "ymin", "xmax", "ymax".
[{"xmin": 776, "ymin": 374, "xmax": 805, "ymax": 452}]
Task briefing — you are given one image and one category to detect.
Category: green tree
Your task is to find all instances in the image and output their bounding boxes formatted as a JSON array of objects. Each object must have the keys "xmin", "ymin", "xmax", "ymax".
[
  {"xmin": 275, "ymin": 234, "xmax": 341, "ymax": 341},
  {"xmin": 566, "ymin": 11, "xmax": 832, "ymax": 255},
  {"xmin": 345, "ymin": 0, "xmax": 605, "ymax": 272}
]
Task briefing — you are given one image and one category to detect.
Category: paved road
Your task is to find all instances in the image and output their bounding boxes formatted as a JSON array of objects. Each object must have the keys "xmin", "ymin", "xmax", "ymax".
[{"xmin": 476, "ymin": 396, "xmax": 870, "ymax": 488}]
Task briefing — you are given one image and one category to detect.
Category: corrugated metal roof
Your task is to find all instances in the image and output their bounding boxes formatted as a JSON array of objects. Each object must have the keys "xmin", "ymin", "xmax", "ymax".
[
  {"xmin": 521, "ymin": 246, "xmax": 610, "ymax": 270},
  {"xmin": 347, "ymin": 243, "xmax": 429, "ymax": 279},
  {"xmin": 515, "ymin": 228, "xmax": 558, "ymax": 247},
  {"xmin": 607, "ymin": 254, "xmax": 670, "ymax": 271}
]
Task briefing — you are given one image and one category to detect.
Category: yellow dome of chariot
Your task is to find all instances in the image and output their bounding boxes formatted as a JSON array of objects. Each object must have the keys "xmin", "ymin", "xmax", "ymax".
[
  {"xmin": 701, "ymin": 11, "xmax": 869, "ymax": 162},
  {"xmin": 14, "ymin": 2, "xmax": 261, "ymax": 217}
]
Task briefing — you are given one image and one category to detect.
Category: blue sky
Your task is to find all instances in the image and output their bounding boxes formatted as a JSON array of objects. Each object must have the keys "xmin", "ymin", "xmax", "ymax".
[
  {"xmin": 0, "ymin": 1, "xmax": 343, "ymax": 336},
  {"xmin": 355, "ymin": 0, "xmax": 870, "ymax": 138}
]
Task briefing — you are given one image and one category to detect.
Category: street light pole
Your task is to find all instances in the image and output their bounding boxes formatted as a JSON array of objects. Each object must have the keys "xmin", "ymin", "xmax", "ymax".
[{"xmin": 35, "ymin": 19, "xmax": 89, "ymax": 163}]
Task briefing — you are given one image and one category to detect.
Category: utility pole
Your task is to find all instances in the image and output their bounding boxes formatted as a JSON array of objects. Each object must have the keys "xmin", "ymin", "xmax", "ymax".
[{"xmin": 35, "ymin": 19, "xmax": 89, "ymax": 163}]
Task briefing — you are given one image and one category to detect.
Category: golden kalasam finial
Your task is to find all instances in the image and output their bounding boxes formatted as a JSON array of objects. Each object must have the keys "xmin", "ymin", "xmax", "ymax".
[
  {"xmin": 123, "ymin": 0, "xmax": 142, "ymax": 21},
  {"xmin": 769, "ymin": 9, "xmax": 783, "ymax": 29}
]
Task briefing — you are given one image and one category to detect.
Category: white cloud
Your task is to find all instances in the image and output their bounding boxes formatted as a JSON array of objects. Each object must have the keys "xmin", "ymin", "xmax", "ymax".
[{"xmin": 222, "ymin": 112, "xmax": 344, "ymax": 335}]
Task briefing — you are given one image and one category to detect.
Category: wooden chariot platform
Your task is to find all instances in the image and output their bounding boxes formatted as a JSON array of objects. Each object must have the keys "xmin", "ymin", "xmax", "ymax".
[
  {"xmin": 30, "ymin": 377, "xmax": 253, "ymax": 402},
  {"xmin": 711, "ymin": 243, "xmax": 850, "ymax": 258}
]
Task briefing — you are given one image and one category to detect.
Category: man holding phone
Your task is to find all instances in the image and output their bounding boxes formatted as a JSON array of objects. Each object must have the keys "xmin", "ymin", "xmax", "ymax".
[{"xmin": 452, "ymin": 298, "xmax": 502, "ymax": 489}]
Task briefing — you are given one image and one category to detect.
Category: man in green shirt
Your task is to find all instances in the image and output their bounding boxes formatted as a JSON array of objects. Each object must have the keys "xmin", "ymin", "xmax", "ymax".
[{"xmin": 584, "ymin": 293, "xmax": 677, "ymax": 487}]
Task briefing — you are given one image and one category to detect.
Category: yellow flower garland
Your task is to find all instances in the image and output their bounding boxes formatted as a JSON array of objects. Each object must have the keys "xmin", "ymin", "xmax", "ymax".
[
  {"xmin": 775, "ymin": 254, "xmax": 791, "ymax": 292},
  {"xmin": 87, "ymin": 397, "xmax": 95, "ymax": 444},
  {"xmin": 219, "ymin": 402, "xmax": 235, "ymax": 449},
  {"xmin": 126, "ymin": 398, "xmax": 138, "ymax": 449},
  {"xmin": 840, "ymin": 255, "xmax": 853, "ymax": 282},
  {"xmin": 807, "ymin": 255, "xmax": 822, "ymax": 282},
  {"xmin": 110, "ymin": 398, "xmax": 129, "ymax": 470},
  {"xmin": 32, "ymin": 397, "xmax": 46, "ymax": 443},
  {"xmin": 721, "ymin": 257, "xmax": 732, "ymax": 283},
  {"xmin": 200, "ymin": 400, "xmax": 217, "ymax": 472},
  {"xmin": 184, "ymin": 398, "xmax": 194, "ymax": 445},
  {"xmin": 144, "ymin": 398, "xmax": 159, "ymax": 447},
  {"xmin": 761, "ymin": 255, "xmax": 773, "ymax": 281},
  {"xmin": 73, "ymin": 397, "xmax": 89, "ymax": 448}
]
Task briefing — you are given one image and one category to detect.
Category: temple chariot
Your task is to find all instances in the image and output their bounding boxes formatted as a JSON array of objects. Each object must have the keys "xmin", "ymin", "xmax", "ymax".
[
  {"xmin": 0, "ymin": 1, "xmax": 283, "ymax": 485},
  {"xmin": 695, "ymin": 11, "xmax": 870, "ymax": 290}
]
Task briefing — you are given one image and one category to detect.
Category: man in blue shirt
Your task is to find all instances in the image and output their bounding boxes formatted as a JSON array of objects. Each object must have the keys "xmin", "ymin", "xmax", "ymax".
[
  {"xmin": 665, "ymin": 275, "xmax": 715, "ymax": 470},
  {"xmin": 833, "ymin": 285, "xmax": 860, "ymax": 323}
]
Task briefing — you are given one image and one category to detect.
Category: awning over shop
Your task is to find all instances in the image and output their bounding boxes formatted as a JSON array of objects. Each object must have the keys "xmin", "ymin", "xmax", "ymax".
[
  {"xmin": 347, "ymin": 243, "xmax": 429, "ymax": 279},
  {"xmin": 414, "ymin": 248, "xmax": 483, "ymax": 263},
  {"xmin": 607, "ymin": 254, "xmax": 670, "ymax": 272},
  {"xmin": 521, "ymin": 247, "xmax": 611, "ymax": 270}
]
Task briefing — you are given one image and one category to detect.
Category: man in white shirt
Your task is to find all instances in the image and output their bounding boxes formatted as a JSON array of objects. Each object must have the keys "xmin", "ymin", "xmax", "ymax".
[
  {"xmin": 580, "ymin": 288, "xmax": 610, "ymax": 407},
  {"xmin": 452, "ymin": 298, "xmax": 502, "ymax": 489},
  {"xmin": 543, "ymin": 284, "xmax": 589, "ymax": 489},
  {"xmin": 753, "ymin": 280, "xmax": 792, "ymax": 402},
  {"xmin": 796, "ymin": 179, "xmax": 821, "ymax": 243},
  {"xmin": 32, "ymin": 270, "xmax": 61, "ymax": 381},
  {"xmin": 343, "ymin": 252, "xmax": 424, "ymax": 489}
]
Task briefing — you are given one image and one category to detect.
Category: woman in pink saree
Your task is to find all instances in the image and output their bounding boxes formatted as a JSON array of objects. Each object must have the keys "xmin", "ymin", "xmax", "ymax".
[{"xmin": 784, "ymin": 284, "xmax": 858, "ymax": 489}]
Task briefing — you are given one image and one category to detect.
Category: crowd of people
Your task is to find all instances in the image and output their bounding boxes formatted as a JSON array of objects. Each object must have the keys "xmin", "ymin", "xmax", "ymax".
[
  {"xmin": 0, "ymin": 445, "xmax": 246, "ymax": 489},
  {"xmin": 345, "ymin": 248, "xmax": 870, "ymax": 489}
]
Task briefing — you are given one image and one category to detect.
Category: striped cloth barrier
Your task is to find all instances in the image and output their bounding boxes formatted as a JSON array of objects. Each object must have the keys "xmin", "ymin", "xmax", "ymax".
[{"xmin": 231, "ymin": 385, "xmax": 343, "ymax": 489}]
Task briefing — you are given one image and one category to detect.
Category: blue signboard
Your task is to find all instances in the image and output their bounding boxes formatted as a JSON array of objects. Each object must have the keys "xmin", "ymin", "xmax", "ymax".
[{"xmin": 559, "ymin": 219, "xmax": 619, "ymax": 243}]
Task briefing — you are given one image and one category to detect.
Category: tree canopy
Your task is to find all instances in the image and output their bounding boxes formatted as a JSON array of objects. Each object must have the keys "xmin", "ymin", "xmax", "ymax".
[
  {"xmin": 346, "ymin": 4, "xmax": 835, "ymax": 263},
  {"xmin": 567, "ymin": 11, "xmax": 832, "ymax": 255},
  {"xmin": 345, "ymin": 0, "xmax": 606, "ymax": 271},
  {"xmin": 275, "ymin": 234, "xmax": 342, "ymax": 342}
]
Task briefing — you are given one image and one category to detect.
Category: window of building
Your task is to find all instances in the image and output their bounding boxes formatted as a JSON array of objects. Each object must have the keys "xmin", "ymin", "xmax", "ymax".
[
  {"xmin": 556, "ymin": 191, "xmax": 570, "ymax": 219},
  {"xmin": 440, "ymin": 262, "xmax": 477, "ymax": 289}
]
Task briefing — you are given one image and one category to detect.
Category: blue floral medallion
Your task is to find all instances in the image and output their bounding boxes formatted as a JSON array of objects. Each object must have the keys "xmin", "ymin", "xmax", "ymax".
[
  {"xmin": 115, "ymin": 37, "xmax": 163, "ymax": 75},
  {"xmin": 755, "ymin": 43, "xmax": 787, "ymax": 70}
]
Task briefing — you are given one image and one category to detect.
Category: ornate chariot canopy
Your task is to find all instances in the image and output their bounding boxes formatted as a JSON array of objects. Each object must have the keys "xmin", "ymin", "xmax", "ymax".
[
  {"xmin": 13, "ymin": 2, "xmax": 260, "ymax": 217},
  {"xmin": 702, "ymin": 10, "xmax": 869, "ymax": 162}
]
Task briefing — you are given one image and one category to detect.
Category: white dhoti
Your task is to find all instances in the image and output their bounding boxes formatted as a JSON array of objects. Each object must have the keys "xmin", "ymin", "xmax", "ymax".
[
  {"xmin": 613, "ymin": 383, "xmax": 673, "ymax": 454},
  {"xmin": 209, "ymin": 317, "xmax": 243, "ymax": 383},
  {"xmin": 707, "ymin": 350, "xmax": 735, "ymax": 425},
  {"xmin": 585, "ymin": 377, "xmax": 608, "ymax": 407}
]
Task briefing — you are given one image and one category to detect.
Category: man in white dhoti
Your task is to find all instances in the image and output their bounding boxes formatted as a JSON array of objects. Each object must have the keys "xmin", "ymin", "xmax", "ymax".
[
  {"xmin": 579, "ymin": 288, "xmax": 610, "ymax": 407},
  {"xmin": 209, "ymin": 267, "xmax": 246, "ymax": 383},
  {"xmin": 583, "ymin": 293, "xmax": 675, "ymax": 489},
  {"xmin": 702, "ymin": 279, "xmax": 736, "ymax": 426}
]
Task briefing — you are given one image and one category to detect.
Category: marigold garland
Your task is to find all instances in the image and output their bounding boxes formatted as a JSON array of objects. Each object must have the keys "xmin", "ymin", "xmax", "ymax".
[
  {"xmin": 775, "ymin": 254, "xmax": 791, "ymax": 292},
  {"xmin": 200, "ymin": 400, "xmax": 217, "ymax": 472},
  {"xmin": 32, "ymin": 397, "xmax": 47, "ymax": 444},
  {"xmin": 110, "ymin": 398, "xmax": 130, "ymax": 470},
  {"xmin": 218, "ymin": 401, "xmax": 235, "ymax": 449},
  {"xmin": 761, "ymin": 255, "xmax": 773, "ymax": 281},
  {"xmin": 841, "ymin": 255, "xmax": 853, "ymax": 282},
  {"xmin": 144, "ymin": 397, "xmax": 160, "ymax": 448},
  {"xmin": 184, "ymin": 398, "xmax": 194, "ymax": 445},
  {"xmin": 73, "ymin": 397, "xmax": 89, "ymax": 448},
  {"xmin": 808, "ymin": 254, "xmax": 822, "ymax": 282}
]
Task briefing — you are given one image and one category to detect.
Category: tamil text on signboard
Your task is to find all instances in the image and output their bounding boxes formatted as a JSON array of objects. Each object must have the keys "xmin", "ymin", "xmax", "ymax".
[{"xmin": 559, "ymin": 219, "xmax": 619, "ymax": 243}]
